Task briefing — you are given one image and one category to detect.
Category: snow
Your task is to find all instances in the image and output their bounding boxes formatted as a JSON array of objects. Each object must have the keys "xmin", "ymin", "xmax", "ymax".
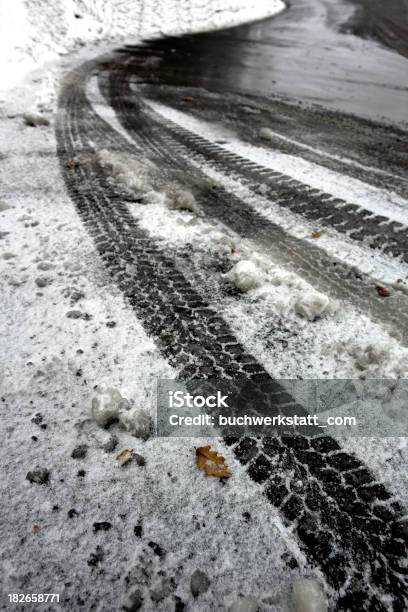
[
  {"xmin": 144, "ymin": 99, "xmax": 408, "ymax": 288},
  {"xmin": 169, "ymin": 189, "xmax": 198, "ymax": 212},
  {"xmin": 225, "ymin": 260, "xmax": 263, "ymax": 292},
  {"xmin": 228, "ymin": 595, "xmax": 260, "ymax": 612},
  {"xmin": 294, "ymin": 292, "xmax": 332, "ymax": 322},
  {"xmin": 1, "ymin": 0, "xmax": 408, "ymax": 608},
  {"xmin": 145, "ymin": 100, "xmax": 408, "ymax": 227},
  {"xmin": 0, "ymin": 0, "xmax": 285, "ymax": 104},
  {"xmin": 118, "ymin": 405, "xmax": 152, "ymax": 439},
  {"xmin": 91, "ymin": 385, "xmax": 130, "ymax": 426},
  {"xmin": 290, "ymin": 578, "xmax": 328, "ymax": 612}
]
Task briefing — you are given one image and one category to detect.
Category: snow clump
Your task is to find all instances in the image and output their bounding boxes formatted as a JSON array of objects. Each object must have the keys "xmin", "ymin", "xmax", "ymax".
[
  {"xmin": 91, "ymin": 385, "xmax": 129, "ymax": 426},
  {"xmin": 226, "ymin": 260, "xmax": 263, "ymax": 292},
  {"xmin": 97, "ymin": 149, "xmax": 152, "ymax": 195},
  {"xmin": 118, "ymin": 405, "xmax": 152, "ymax": 439},
  {"xmin": 168, "ymin": 189, "xmax": 198, "ymax": 212},
  {"xmin": 294, "ymin": 291, "xmax": 331, "ymax": 321},
  {"xmin": 290, "ymin": 578, "xmax": 327, "ymax": 612}
]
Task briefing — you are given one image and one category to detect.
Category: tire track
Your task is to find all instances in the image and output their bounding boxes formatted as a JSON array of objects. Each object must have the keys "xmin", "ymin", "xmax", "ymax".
[
  {"xmin": 56, "ymin": 59, "xmax": 408, "ymax": 611},
  {"xmin": 122, "ymin": 72, "xmax": 408, "ymax": 265},
  {"xmin": 103, "ymin": 64, "xmax": 408, "ymax": 347}
]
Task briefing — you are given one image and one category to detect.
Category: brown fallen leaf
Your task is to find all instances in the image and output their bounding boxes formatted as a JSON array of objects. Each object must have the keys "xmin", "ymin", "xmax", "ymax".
[
  {"xmin": 32, "ymin": 524, "xmax": 41, "ymax": 534},
  {"xmin": 182, "ymin": 96, "xmax": 193, "ymax": 102},
  {"xmin": 65, "ymin": 159, "xmax": 80, "ymax": 169},
  {"xmin": 311, "ymin": 230, "xmax": 322, "ymax": 238},
  {"xmin": 116, "ymin": 448, "xmax": 134, "ymax": 466},
  {"xmin": 376, "ymin": 285, "xmax": 390, "ymax": 298},
  {"xmin": 196, "ymin": 445, "xmax": 232, "ymax": 478}
]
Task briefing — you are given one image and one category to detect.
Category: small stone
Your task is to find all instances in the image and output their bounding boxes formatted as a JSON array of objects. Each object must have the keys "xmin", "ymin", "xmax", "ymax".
[
  {"xmin": 77, "ymin": 469, "xmax": 86, "ymax": 478},
  {"xmin": 68, "ymin": 508, "xmax": 79, "ymax": 519},
  {"xmin": 133, "ymin": 453, "xmax": 146, "ymax": 466},
  {"xmin": 228, "ymin": 595, "xmax": 259, "ymax": 612},
  {"xmin": 26, "ymin": 467, "xmax": 50, "ymax": 485},
  {"xmin": 93, "ymin": 521, "xmax": 112, "ymax": 532},
  {"xmin": 148, "ymin": 541, "xmax": 165, "ymax": 558},
  {"xmin": 122, "ymin": 589, "xmax": 143, "ymax": 612},
  {"xmin": 190, "ymin": 569, "xmax": 210, "ymax": 598},
  {"xmin": 71, "ymin": 444, "xmax": 87, "ymax": 459},
  {"xmin": 134, "ymin": 524, "xmax": 143, "ymax": 538},
  {"xmin": 31, "ymin": 412, "xmax": 43, "ymax": 425},
  {"xmin": 259, "ymin": 127, "xmax": 274, "ymax": 140},
  {"xmin": 87, "ymin": 545, "xmax": 104, "ymax": 567},
  {"xmin": 35, "ymin": 276, "xmax": 53, "ymax": 288},
  {"xmin": 106, "ymin": 321, "xmax": 116, "ymax": 328},
  {"xmin": 66, "ymin": 310, "xmax": 83, "ymax": 319},
  {"xmin": 37, "ymin": 261, "xmax": 53, "ymax": 271},
  {"xmin": 23, "ymin": 112, "xmax": 50, "ymax": 127}
]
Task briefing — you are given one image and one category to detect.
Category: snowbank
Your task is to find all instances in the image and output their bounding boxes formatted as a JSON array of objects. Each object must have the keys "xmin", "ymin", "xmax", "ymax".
[{"xmin": 0, "ymin": 0, "xmax": 285, "ymax": 98}]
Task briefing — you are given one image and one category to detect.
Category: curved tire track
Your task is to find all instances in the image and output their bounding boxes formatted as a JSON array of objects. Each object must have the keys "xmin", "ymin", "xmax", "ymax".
[{"xmin": 56, "ymin": 59, "xmax": 408, "ymax": 611}]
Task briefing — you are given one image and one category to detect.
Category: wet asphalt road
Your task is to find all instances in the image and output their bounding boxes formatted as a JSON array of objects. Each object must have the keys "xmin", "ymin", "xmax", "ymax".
[{"xmin": 130, "ymin": 0, "xmax": 408, "ymax": 125}]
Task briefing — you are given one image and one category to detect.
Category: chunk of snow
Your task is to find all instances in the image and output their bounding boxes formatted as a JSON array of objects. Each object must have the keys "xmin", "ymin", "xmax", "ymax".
[
  {"xmin": 228, "ymin": 595, "xmax": 259, "ymax": 612},
  {"xmin": 23, "ymin": 112, "xmax": 50, "ymax": 126},
  {"xmin": 290, "ymin": 578, "xmax": 327, "ymax": 612},
  {"xmin": 168, "ymin": 189, "xmax": 198, "ymax": 212},
  {"xmin": 226, "ymin": 260, "xmax": 263, "ymax": 292},
  {"xmin": 91, "ymin": 385, "xmax": 129, "ymax": 427},
  {"xmin": 295, "ymin": 292, "xmax": 331, "ymax": 321},
  {"xmin": 259, "ymin": 127, "xmax": 274, "ymax": 141},
  {"xmin": 119, "ymin": 405, "xmax": 152, "ymax": 439},
  {"xmin": 97, "ymin": 149, "xmax": 151, "ymax": 194}
]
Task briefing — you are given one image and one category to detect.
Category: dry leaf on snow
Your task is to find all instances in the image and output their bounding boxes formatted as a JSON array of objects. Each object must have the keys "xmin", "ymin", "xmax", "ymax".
[
  {"xmin": 311, "ymin": 230, "xmax": 322, "ymax": 238},
  {"xmin": 196, "ymin": 445, "xmax": 232, "ymax": 478},
  {"xmin": 65, "ymin": 159, "xmax": 80, "ymax": 169},
  {"xmin": 116, "ymin": 448, "xmax": 134, "ymax": 466},
  {"xmin": 182, "ymin": 96, "xmax": 193, "ymax": 102},
  {"xmin": 376, "ymin": 285, "xmax": 390, "ymax": 298}
]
